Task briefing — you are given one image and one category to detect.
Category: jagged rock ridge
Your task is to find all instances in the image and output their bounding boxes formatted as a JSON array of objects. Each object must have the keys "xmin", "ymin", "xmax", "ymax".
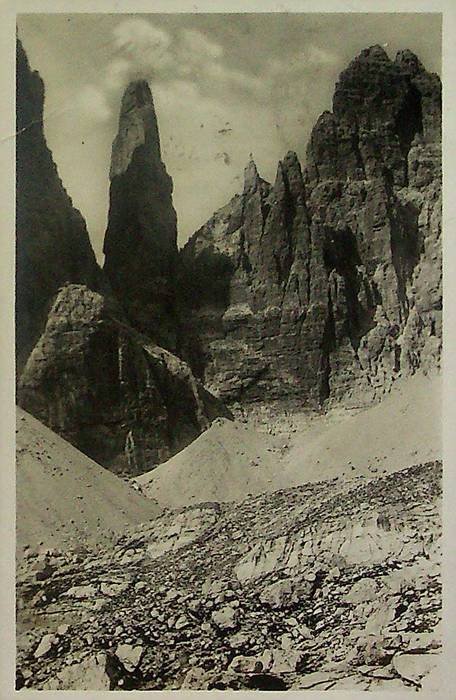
[
  {"xmin": 180, "ymin": 46, "xmax": 441, "ymax": 406},
  {"xmin": 16, "ymin": 39, "xmax": 102, "ymax": 372},
  {"xmin": 16, "ymin": 42, "xmax": 441, "ymax": 470},
  {"xmin": 103, "ymin": 80, "xmax": 179, "ymax": 351}
]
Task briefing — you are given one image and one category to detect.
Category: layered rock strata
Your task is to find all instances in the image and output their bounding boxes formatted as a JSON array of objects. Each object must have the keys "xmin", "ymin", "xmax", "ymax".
[
  {"xmin": 180, "ymin": 46, "xmax": 441, "ymax": 406},
  {"xmin": 103, "ymin": 81, "xmax": 179, "ymax": 350}
]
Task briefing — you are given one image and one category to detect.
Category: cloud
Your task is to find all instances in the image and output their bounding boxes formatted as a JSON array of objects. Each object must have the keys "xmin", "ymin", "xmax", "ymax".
[
  {"xmin": 77, "ymin": 84, "xmax": 111, "ymax": 122},
  {"xmin": 264, "ymin": 45, "xmax": 340, "ymax": 89},
  {"xmin": 105, "ymin": 18, "xmax": 259, "ymax": 101},
  {"xmin": 180, "ymin": 28, "xmax": 224, "ymax": 60},
  {"xmin": 106, "ymin": 58, "xmax": 131, "ymax": 91},
  {"xmin": 112, "ymin": 18, "xmax": 172, "ymax": 74},
  {"xmin": 67, "ymin": 19, "xmax": 346, "ymax": 247},
  {"xmin": 205, "ymin": 62, "xmax": 263, "ymax": 97}
]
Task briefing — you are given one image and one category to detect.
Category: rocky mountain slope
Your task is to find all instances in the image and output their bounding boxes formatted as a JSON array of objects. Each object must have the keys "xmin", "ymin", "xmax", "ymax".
[
  {"xmin": 104, "ymin": 80, "xmax": 179, "ymax": 351},
  {"xmin": 16, "ymin": 460, "xmax": 442, "ymax": 691},
  {"xmin": 14, "ymin": 39, "xmax": 444, "ymax": 695},
  {"xmin": 16, "ymin": 42, "xmax": 441, "ymax": 476},
  {"xmin": 180, "ymin": 46, "xmax": 441, "ymax": 407},
  {"xmin": 16, "ymin": 407, "xmax": 160, "ymax": 556},
  {"xmin": 16, "ymin": 39, "xmax": 102, "ymax": 372},
  {"xmin": 17, "ymin": 284, "xmax": 231, "ymax": 474}
]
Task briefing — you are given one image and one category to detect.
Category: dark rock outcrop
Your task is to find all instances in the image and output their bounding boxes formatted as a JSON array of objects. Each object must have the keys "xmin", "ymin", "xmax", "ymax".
[
  {"xmin": 103, "ymin": 81, "xmax": 179, "ymax": 350},
  {"xmin": 17, "ymin": 284, "xmax": 231, "ymax": 475},
  {"xmin": 180, "ymin": 46, "xmax": 441, "ymax": 406},
  {"xmin": 16, "ymin": 39, "xmax": 102, "ymax": 372}
]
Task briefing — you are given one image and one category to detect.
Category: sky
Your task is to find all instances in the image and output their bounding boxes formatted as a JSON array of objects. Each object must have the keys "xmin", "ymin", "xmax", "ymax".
[{"xmin": 17, "ymin": 13, "xmax": 441, "ymax": 261}]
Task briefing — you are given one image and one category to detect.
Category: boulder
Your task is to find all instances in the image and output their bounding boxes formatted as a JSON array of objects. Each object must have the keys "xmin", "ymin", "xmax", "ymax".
[
  {"xmin": 115, "ymin": 644, "xmax": 144, "ymax": 673},
  {"xmin": 211, "ymin": 605, "xmax": 239, "ymax": 631}
]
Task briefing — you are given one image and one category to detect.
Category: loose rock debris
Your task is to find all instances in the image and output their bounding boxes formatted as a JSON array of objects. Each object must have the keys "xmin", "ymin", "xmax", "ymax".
[{"xmin": 16, "ymin": 461, "xmax": 442, "ymax": 691}]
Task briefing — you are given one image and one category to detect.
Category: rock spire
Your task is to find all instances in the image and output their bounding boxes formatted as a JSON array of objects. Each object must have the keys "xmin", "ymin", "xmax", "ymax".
[{"xmin": 103, "ymin": 80, "xmax": 179, "ymax": 350}]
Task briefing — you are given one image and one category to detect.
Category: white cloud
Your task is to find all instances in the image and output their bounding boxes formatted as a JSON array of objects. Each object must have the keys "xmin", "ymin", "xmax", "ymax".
[
  {"xmin": 112, "ymin": 18, "xmax": 172, "ymax": 76},
  {"xmin": 105, "ymin": 18, "xmax": 260, "ymax": 100},
  {"xmin": 77, "ymin": 84, "xmax": 111, "ymax": 122},
  {"xmin": 180, "ymin": 29, "xmax": 224, "ymax": 61},
  {"xmin": 113, "ymin": 18, "xmax": 171, "ymax": 55},
  {"xmin": 106, "ymin": 58, "xmax": 131, "ymax": 91},
  {"xmin": 264, "ymin": 44, "xmax": 340, "ymax": 86},
  {"xmin": 205, "ymin": 62, "xmax": 263, "ymax": 97}
]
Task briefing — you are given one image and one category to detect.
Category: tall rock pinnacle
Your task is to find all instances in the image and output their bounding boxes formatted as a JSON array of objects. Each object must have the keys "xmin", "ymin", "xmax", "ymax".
[
  {"xmin": 103, "ymin": 80, "xmax": 179, "ymax": 349},
  {"xmin": 17, "ymin": 61, "xmax": 231, "ymax": 476}
]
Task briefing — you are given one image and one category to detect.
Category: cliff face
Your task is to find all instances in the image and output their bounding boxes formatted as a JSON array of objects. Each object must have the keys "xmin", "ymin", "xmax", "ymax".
[
  {"xmin": 103, "ymin": 81, "xmax": 179, "ymax": 350},
  {"xmin": 16, "ymin": 39, "xmax": 101, "ymax": 372},
  {"xmin": 17, "ymin": 284, "xmax": 231, "ymax": 475},
  {"xmin": 180, "ymin": 46, "xmax": 441, "ymax": 406}
]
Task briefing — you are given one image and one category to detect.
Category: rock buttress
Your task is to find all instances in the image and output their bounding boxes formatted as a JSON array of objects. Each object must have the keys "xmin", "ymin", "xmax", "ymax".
[{"xmin": 17, "ymin": 284, "xmax": 232, "ymax": 475}]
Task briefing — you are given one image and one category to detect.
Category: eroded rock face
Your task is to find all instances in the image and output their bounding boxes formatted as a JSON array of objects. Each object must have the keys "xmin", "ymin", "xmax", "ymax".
[
  {"xmin": 103, "ymin": 81, "xmax": 179, "ymax": 350},
  {"xmin": 16, "ymin": 40, "xmax": 102, "ymax": 372},
  {"xmin": 17, "ymin": 284, "xmax": 231, "ymax": 474},
  {"xmin": 181, "ymin": 46, "xmax": 441, "ymax": 406}
]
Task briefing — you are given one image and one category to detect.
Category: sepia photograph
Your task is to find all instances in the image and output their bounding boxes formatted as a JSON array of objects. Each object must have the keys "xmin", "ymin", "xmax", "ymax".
[{"xmin": 7, "ymin": 2, "xmax": 451, "ymax": 694}]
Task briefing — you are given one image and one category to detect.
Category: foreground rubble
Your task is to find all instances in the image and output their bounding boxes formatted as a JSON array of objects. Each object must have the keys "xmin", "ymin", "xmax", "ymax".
[{"xmin": 16, "ymin": 461, "xmax": 442, "ymax": 691}]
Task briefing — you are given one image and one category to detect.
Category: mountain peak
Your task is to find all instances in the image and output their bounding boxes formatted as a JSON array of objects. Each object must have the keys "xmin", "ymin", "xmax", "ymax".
[
  {"xmin": 395, "ymin": 49, "xmax": 425, "ymax": 75},
  {"xmin": 358, "ymin": 44, "xmax": 390, "ymax": 62},
  {"xmin": 110, "ymin": 80, "xmax": 161, "ymax": 180},
  {"xmin": 243, "ymin": 158, "xmax": 261, "ymax": 194},
  {"xmin": 104, "ymin": 77, "xmax": 178, "ymax": 348},
  {"xmin": 121, "ymin": 80, "xmax": 154, "ymax": 111}
]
